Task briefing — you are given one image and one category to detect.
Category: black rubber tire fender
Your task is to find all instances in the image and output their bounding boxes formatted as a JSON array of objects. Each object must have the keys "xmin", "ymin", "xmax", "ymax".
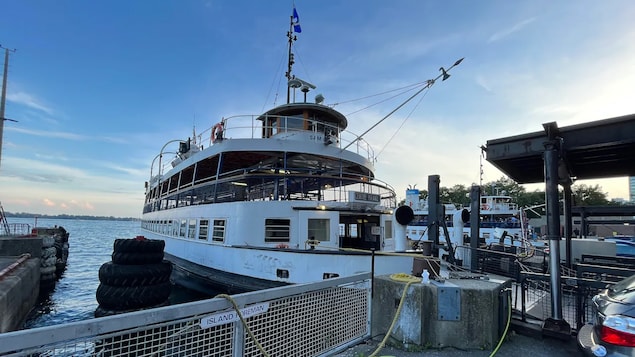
[
  {"xmin": 96, "ymin": 282, "xmax": 172, "ymax": 310},
  {"xmin": 98, "ymin": 261, "xmax": 172, "ymax": 287},
  {"xmin": 113, "ymin": 238, "xmax": 165, "ymax": 254},
  {"xmin": 94, "ymin": 300, "xmax": 169, "ymax": 318},
  {"xmin": 41, "ymin": 247, "xmax": 57, "ymax": 259},
  {"xmin": 42, "ymin": 236, "xmax": 55, "ymax": 248},
  {"xmin": 111, "ymin": 251, "xmax": 165, "ymax": 265}
]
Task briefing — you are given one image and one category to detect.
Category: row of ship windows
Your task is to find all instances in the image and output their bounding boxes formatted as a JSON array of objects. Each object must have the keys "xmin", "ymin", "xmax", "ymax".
[
  {"xmin": 141, "ymin": 219, "xmax": 227, "ymax": 242},
  {"xmin": 141, "ymin": 218, "xmax": 335, "ymax": 244}
]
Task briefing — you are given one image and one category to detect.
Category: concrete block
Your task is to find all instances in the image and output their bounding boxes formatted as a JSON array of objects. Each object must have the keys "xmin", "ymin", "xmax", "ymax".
[
  {"xmin": 0, "ymin": 237, "xmax": 43, "ymax": 258},
  {"xmin": 372, "ymin": 275, "xmax": 511, "ymax": 351},
  {"xmin": 0, "ymin": 258, "xmax": 41, "ymax": 333}
]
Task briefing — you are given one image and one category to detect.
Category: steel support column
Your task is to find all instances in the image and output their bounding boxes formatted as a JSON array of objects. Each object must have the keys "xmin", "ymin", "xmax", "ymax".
[
  {"xmin": 469, "ymin": 185, "xmax": 481, "ymax": 272},
  {"xmin": 542, "ymin": 139, "xmax": 571, "ymax": 336},
  {"xmin": 428, "ymin": 175, "xmax": 440, "ymax": 250},
  {"xmin": 562, "ymin": 184, "xmax": 573, "ymax": 268}
]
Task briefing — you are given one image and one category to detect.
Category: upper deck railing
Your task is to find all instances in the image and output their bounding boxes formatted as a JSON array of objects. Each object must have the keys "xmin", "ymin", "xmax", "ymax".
[{"xmin": 152, "ymin": 114, "xmax": 377, "ymax": 181}]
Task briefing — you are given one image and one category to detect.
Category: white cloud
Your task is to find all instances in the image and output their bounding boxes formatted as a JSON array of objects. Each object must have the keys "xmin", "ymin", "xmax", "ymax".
[
  {"xmin": 7, "ymin": 126, "xmax": 88, "ymax": 140},
  {"xmin": 475, "ymin": 75, "xmax": 493, "ymax": 93},
  {"xmin": 7, "ymin": 91, "xmax": 54, "ymax": 115},
  {"xmin": 488, "ymin": 17, "xmax": 536, "ymax": 43}
]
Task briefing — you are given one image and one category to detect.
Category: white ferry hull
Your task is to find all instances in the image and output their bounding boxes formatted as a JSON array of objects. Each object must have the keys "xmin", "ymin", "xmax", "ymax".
[{"xmin": 142, "ymin": 200, "xmax": 416, "ymax": 294}]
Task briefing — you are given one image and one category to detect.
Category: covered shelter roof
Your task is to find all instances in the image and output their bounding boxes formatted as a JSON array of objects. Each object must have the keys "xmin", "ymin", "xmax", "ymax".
[{"xmin": 484, "ymin": 113, "xmax": 635, "ymax": 184}]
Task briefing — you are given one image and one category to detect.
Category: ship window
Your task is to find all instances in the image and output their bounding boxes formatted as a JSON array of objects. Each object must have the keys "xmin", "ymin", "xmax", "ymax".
[
  {"xmin": 165, "ymin": 220, "xmax": 172, "ymax": 235},
  {"xmin": 284, "ymin": 116, "xmax": 305, "ymax": 131},
  {"xmin": 308, "ymin": 219, "xmax": 329, "ymax": 242},
  {"xmin": 212, "ymin": 219, "xmax": 225, "ymax": 242},
  {"xmin": 188, "ymin": 219, "xmax": 196, "ymax": 239},
  {"xmin": 179, "ymin": 219, "xmax": 187, "ymax": 238},
  {"xmin": 265, "ymin": 218, "xmax": 290, "ymax": 243},
  {"xmin": 339, "ymin": 223, "xmax": 359, "ymax": 238},
  {"xmin": 350, "ymin": 224, "xmax": 359, "ymax": 238},
  {"xmin": 385, "ymin": 220, "xmax": 392, "ymax": 239},
  {"xmin": 199, "ymin": 219, "xmax": 209, "ymax": 240},
  {"xmin": 171, "ymin": 220, "xmax": 178, "ymax": 236}
]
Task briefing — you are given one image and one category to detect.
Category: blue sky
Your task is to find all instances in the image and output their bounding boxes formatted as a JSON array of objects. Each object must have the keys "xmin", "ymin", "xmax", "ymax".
[{"xmin": 1, "ymin": 1, "xmax": 634, "ymax": 218}]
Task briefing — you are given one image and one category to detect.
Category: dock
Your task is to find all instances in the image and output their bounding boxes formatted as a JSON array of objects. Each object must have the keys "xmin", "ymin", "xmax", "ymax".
[
  {"xmin": 0, "ymin": 237, "xmax": 42, "ymax": 333},
  {"xmin": 0, "ymin": 268, "xmax": 584, "ymax": 356},
  {"xmin": 0, "ymin": 226, "xmax": 69, "ymax": 333}
]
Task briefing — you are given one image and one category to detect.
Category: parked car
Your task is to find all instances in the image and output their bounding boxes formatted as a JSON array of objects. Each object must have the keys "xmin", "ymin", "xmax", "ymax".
[{"xmin": 578, "ymin": 273, "xmax": 635, "ymax": 356}]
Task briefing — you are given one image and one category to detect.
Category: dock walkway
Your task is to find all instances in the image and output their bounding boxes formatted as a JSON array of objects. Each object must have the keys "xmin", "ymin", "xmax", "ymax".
[{"xmin": 333, "ymin": 330, "xmax": 580, "ymax": 356}]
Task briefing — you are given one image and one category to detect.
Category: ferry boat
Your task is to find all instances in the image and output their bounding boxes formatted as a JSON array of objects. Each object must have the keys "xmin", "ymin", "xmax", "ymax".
[
  {"xmin": 403, "ymin": 188, "xmax": 528, "ymax": 248},
  {"xmin": 139, "ymin": 12, "xmax": 461, "ymax": 294}
]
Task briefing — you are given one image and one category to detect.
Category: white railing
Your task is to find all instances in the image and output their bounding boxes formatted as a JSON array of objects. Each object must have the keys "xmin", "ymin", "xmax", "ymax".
[
  {"xmin": 0, "ymin": 274, "xmax": 371, "ymax": 357},
  {"xmin": 211, "ymin": 114, "xmax": 376, "ymax": 161},
  {"xmin": 150, "ymin": 114, "xmax": 375, "ymax": 172}
]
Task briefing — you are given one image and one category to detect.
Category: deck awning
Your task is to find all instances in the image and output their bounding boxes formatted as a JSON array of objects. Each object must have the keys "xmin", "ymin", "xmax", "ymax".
[{"xmin": 484, "ymin": 113, "xmax": 635, "ymax": 184}]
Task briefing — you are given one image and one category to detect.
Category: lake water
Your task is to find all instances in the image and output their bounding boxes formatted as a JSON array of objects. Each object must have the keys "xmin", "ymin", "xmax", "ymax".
[{"xmin": 9, "ymin": 217, "xmax": 212, "ymax": 329}]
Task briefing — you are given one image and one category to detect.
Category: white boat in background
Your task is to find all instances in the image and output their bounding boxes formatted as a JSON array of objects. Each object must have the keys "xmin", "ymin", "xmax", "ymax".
[
  {"xmin": 139, "ymin": 12, "xmax": 463, "ymax": 294},
  {"xmin": 403, "ymin": 188, "xmax": 529, "ymax": 248}
]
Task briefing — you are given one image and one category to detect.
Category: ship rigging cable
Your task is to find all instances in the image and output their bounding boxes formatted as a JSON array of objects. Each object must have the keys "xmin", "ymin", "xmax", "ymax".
[
  {"xmin": 375, "ymin": 87, "xmax": 430, "ymax": 160},
  {"xmin": 343, "ymin": 82, "xmax": 429, "ymax": 117},
  {"xmin": 341, "ymin": 57, "xmax": 464, "ymax": 152}
]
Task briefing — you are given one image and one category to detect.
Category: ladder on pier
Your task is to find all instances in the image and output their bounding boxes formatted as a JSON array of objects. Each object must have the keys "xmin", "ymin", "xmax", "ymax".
[{"xmin": 0, "ymin": 202, "xmax": 10, "ymax": 235}]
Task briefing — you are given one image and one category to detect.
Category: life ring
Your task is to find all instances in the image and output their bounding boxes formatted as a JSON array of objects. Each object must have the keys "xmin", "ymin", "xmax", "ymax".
[
  {"xmin": 481, "ymin": 204, "xmax": 489, "ymax": 210},
  {"xmin": 210, "ymin": 122, "xmax": 224, "ymax": 144}
]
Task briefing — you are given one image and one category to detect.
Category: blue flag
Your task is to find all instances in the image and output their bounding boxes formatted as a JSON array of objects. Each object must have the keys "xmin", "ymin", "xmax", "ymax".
[{"xmin": 293, "ymin": 7, "xmax": 302, "ymax": 33}]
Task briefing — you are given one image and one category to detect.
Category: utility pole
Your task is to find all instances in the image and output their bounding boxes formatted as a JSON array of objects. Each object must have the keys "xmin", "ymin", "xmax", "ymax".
[{"xmin": 0, "ymin": 45, "xmax": 17, "ymax": 171}]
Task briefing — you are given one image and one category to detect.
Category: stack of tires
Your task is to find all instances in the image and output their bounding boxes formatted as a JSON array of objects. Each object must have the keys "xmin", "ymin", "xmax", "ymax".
[
  {"xmin": 53, "ymin": 227, "xmax": 70, "ymax": 276},
  {"xmin": 40, "ymin": 236, "xmax": 58, "ymax": 289},
  {"xmin": 95, "ymin": 236, "xmax": 172, "ymax": 317}
]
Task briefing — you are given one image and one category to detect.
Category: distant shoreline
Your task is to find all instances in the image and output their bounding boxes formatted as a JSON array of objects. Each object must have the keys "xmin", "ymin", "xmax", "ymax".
[{"xmin": 4, "ymin": 213, "xmax": 139, "ymax": 221}]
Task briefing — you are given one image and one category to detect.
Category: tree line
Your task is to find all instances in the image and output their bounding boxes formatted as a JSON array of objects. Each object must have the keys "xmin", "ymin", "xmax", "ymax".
[
  {"xmin": 403, "ymin": 176, "xmax": 627, "ymax": 214},
  {"xmin": 5, "ymin": 212, "xmax": 138, "ymax": 221}
]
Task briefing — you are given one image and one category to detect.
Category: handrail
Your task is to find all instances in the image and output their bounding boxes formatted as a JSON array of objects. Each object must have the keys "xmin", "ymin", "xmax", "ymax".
[
  {"xmin": 0, "ymin": 253, "xmax": 31, "ymax": 281},
  {"xmin": 151, "ymin": 114, "xmax": 377, "ymax": 177}
]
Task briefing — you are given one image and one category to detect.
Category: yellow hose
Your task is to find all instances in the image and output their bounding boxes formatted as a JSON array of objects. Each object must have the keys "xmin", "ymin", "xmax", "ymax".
[
  {"xmin": 216, "ymin": 294, "xmax": 271, "ymax": 357},
  {"xmin": 488, "ymin": 292, "xmax": 512, "ymax": 357},
  {"xmin": 367, "ymin": 274, "xmax": 419, "ymax": 357}
]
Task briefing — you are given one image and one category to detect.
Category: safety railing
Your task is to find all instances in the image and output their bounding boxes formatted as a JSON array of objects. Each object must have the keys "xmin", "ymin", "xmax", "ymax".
[
  {"xmin": 516, "ymin": 253, "xmax": 634, "ymax": 331},
  {"xmin": 0, "ymin": 223, "xmax": 31, "ymax": 237},
  {"xmin": 0, "ymin": 273, "xmax": 371, "ymax": 357},
  {"xmin": 450, "ymin": 244, "xmax": 635, "ymax": 333}
]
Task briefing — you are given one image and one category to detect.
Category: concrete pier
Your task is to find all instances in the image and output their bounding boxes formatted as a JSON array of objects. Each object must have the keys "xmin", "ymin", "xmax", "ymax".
[
  {"xmin": 0, "ymin": 256, "xmax": 40, "ymax": 332},
  {"xmin": 372, "ymin": 274, "xmax": 512, "ymax": 351},
  {"xmin": 0, "ymin": 237, "xmax": 43, "ymax": 333}
]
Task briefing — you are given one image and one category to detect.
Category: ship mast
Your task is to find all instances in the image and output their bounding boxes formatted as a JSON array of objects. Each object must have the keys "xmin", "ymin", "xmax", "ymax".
[{"xmin": 285, "ymin": 14, "xmax": 297, "ymax": 104}]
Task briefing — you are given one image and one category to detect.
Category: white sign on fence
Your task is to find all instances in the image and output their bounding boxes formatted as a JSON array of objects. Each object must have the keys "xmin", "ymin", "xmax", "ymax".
[{"xmin": 200, "ymin": 302, "xmax": 270, "ymax": 329}]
